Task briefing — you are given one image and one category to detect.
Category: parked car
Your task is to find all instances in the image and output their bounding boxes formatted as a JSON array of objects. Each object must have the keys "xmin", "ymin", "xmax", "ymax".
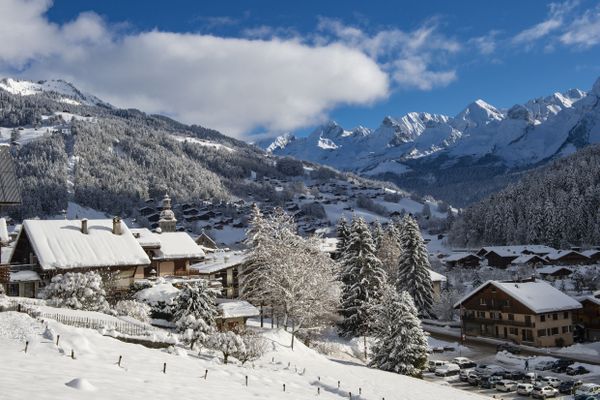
[
  {"xmin": 517, "ymin": 383, "xmax": 534, "ymax": 396},
  {"xmin": 497, "ymin": 343, "xmax": 522, "ymax": 354},
  {"xmin": 532, "ymin": 385, "xmax": 559, "ymax": 398},
  {"xmin": 480, "ymin": 375, "xmax": 503, "ymax": 389},
  {"xmin": 540, "ymin": 376, "xmax": 562, "ymax": 388},
  {"xmin": 535, "ymin": 361, "xmax": 556, "ymax": 371},
  {"xmin": 559, "ymin": 380, "xmax": 583, "ymax": 394},
  {"xmin": 435, "ymin": 363, "xmax": 461, "ymax": 377},
  {"xmin": 503, "ymin": 370, "xmax": 527, "ymax": 381},
  {"xmin": 523, "ymin": 372, "xmax": 537, "ymax": 383},
  {"xmin": 552, "ymin": 359, "xmax": 575, "ymax": 373},
  {"xmin": 467, "ymin": 372, "xmax": 480, "ymax": 386},
  {"xmin": 576, "ymin": 383, "xmax": 600, "ymax": 396},
  {"xmin": 459, "ymin": 369, "xmax": 475, "ymax": 382},
  {"xmin": 427, "ymin": 360, "xmax": 448, "ymax": 372},
  {"xmin": 573, "ymin": 394, "xmax": 600, "ymax": 400},
  {"xmin": 475, "ymin": 364, "xmax": 505, "ymax": 375},
  {"xmin": 451, "ymin": 357, "xmax": 477, "ymax": 369},
  {"xmin": 568, "ymin": 365, "xmax": 591, "ymax": 376},
  {"xmin": 496, "ymin": 380, "xmax": 518, "ymax": 392}
]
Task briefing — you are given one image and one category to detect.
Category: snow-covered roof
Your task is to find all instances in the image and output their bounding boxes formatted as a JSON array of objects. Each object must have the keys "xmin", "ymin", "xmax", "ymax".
[
  {"xmin": 217, "ymin": 299, "xmax": 259, "ymax": 319},
  {"xmin": 190, "ymin": 251, "xmax": 248, "ymax": 274},
  {"xmin": 130, "ymin": 228, "xmax": 161, "ymax": 248},
  {"xmin": 581, "ymin": 249, "xmax": 600, "ymax": 257},
  {"xmin": 429, "ymin": 269, "xmax": 447, "ymax": 282},
  {"xmin": 455, "ymin": 280, "xmax": 582, "ymax": 313},
  {"xmin": 536, "ymin": 265, "xmax": 573, "ymax": 275},
  {"xmin": 511, "ymin": 254, "xmax": 546, "ymax": 264},
  {"xmin": 153, "ymin": 232, "xmax": 205, "ymax": 260},
  {"xmin": 545, "ymin": 250, "xmax": 589, "ymax": 261},
  {"xmin": 581, "ymin": 296, "xmax": 600, "ymax": 306},
  {"xmin": 318, "ymin": 237, "xmax": 338, "ymax": 253},
  {"xmin": 444, "ymin": 252, "xmax": 478, "ymax": 262},
  {"xmin": 0, "ymin": 218, "xmax": 8, "ymax": 243},
  {"xmin": 21, "ymin": 219, "xmax": 150, "ymax": 270},
  {"xmin": 479, "ymin": 245, "xmax": 555, "ymax": 256},
  {"xmin": 10, "ymin": 270, "xmax": 41, "ymax": 282}
]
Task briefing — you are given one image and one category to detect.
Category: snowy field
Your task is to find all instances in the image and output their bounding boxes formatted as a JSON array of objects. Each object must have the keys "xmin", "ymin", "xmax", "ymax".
[
  {"xmin": 0, "ymin": 312, "xmax": 488, "ymax": 400},
  {"xmin": 171, "ymin": 135, "xmax": 236, "ymax": 153}
]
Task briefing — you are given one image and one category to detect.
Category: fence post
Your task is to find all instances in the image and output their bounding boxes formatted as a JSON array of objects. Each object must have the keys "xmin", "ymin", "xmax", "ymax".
[
  {"xmin": 338, "ymin": 380, "xmax": 340, "ymax": 389},
  {"xmin": 24, "ymin": 341, "xmax": 29, "ymax": 353},
  {"xmin": 71, "ymin": 349, "xmax": 75, "ymax": 359},
  {"xmin": 349, "ymin": 392, "xmax": 351, "ymax": 399},
  {"xmin": 56, "ymin": 335, "xmax": 60, "ymax": 346},
  {"xmin": 359, "ymin": 387, "xmax": 362, "ymax": 395},
  {"xmin": 118, "ymin": 355, "xmax": 122, "ymax": 367},
  {"xmin": 204, "ymin": 369, "xmax": 208, "ymax": 379},
  {"xmin": 163, "ymin": 362, "xmax": 167, "ymax": 374},
  {"xmin": 245, "ymin": 376, "xmax": 248, "ymax": 386},
  {"xmin": 283, "ymin": 384, "xmax": 286, "ymax": 392},
  {"xmin": 317, "ymin": 387, "xmax": 320, "ymax": 395}
]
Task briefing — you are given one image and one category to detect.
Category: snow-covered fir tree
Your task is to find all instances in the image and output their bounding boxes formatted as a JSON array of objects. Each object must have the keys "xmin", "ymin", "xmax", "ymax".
[
  {"xmin": 376, "ymin": 222, "xmax": 403, "ymax": 280},
  {"xmin": 396, "ymin": 215, "xmax": 434, "ymax": 317},
  {"xmin": 369, "ymin": 289, "xmax": 429, "ymax": 377},
  {"xmin": 41, "ymin": 271, "xmax": 109, "ymax": 312},
  {"xmin": 371, "ymin": 220, "xmax": 384, "ymax": 250},
  {"xmin": 173, "ymin": 280, "xmax": 219, "ymax": 349},
  {"xmin": 339, "ymin": 216, "xmax": 386, "ymax": 340},
  {"xmin": 335, "ymin": 216, "xmax": 351, "ymax": 260}
]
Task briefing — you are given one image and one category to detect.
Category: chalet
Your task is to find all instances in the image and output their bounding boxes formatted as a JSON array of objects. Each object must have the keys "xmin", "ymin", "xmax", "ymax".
[
  {"xmin": 444, "ymin": 252, "xmax": 481, "ymax": 269},
  {"xmin": 216, "ymin": 299, "xmax": 259, "ymax": 331},
  {"xmin": 8, "ymin": 218, "xmax": 151, "ymax": 297},
  {"xmin": 481, "ymin": 249, "xmax": 521, "ymax": 268},
  {"xmin": 476, "ymin": 245, "xmax": 556, "ymax": 258},
  {"xmin": 545, "ymin": 250, "xmax": 590, "ymax": 266},
  {"xmin": 190, "ymin": 251, "xmax": 247, "ymax": 298},
  {"xmin": 195, "ymin": 231, "xmax": 218, "ymax": 251},
  {"xmin": 581, "ymin": 249, "xmax": 600, "ymax": 263},
  {"xmin": 130, "ymin": 228, "xmax": 205, "ymax": 278},
  {"xmin": 536, "ymin": 265, "xmax": 573, "ymax": 281},
  {"xmin": 573, "ymin": 296, "xmax": 600, "ymax": 341},
  {"xmin": 455, "ymin": 279, "xmax": 581, "ymax": 347},
  {"xmin": 429, "ymin": 270, "xmax": 447, "ymax": 300},
  {"xmin": 511, "ymin": 254, "xmax": 548, "ymax": 267},
  {"xmin": 138, "ymin": 206, "xmax": 156, "ymax": 216}
]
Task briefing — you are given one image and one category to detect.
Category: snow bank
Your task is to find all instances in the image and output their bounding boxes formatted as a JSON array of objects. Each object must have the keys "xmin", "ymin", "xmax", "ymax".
[{"xmin": 65, "ymin": 378, "xmax": 97, "ymax": 391}]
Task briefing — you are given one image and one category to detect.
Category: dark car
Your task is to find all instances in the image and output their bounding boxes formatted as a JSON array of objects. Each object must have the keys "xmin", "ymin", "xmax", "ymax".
[
  {"xmin": 503, "ymin": 370, "xmax": 527, "ymax": 381},
  {"xmin": 559, "ymin": 380, "xmax": 583, "ymax": 394},
  {"xmin": 480, "ymin": 375, "xmax": 503, "ymax": 389},
  {"xmin": 496, "ymin": 343, "xmax": 521, "ymax": 354},
  {"xmin": 567, "ymin": 366, "xmax": 591, "ymax": 376},
  {"xmin": 552, "ymin": 359, "xmax": 575, "ymax": 373}
]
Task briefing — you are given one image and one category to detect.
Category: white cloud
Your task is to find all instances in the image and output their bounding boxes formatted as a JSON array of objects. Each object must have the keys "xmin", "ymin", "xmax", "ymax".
[
  {"xmin": 469, "ymin": 31, "xmax": 500, "ymax": 55},
  {"xmin": 560, "ymin": 5, "xmax": 600, "ymax": 47},
  {"xmin": 316, "ymin": 17, "xmax": 460, "ymax": 90},
  {"xmin": 0, "ymin": 0, "xmax": 388, "ymax": 138},
  {"xmin": 512, "ymin": 0, "xmax": 578, "ymax": 46}
]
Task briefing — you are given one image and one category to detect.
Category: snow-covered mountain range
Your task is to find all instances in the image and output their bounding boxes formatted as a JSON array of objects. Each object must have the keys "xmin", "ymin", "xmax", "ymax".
[
  {"xmin": 0, "ymin": 78, "xmax": 110, "ymax": 108},
  {"xmin": 262, "ymin": 78, "xmax": 599, "ymax": 205}
]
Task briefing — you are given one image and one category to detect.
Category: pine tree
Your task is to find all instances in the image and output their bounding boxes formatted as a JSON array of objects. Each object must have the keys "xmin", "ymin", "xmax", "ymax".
[
  {"xmin": 339, "ymin": 216, "xmax": 386, "ymax": 340},
  {"xmin": 396, "ymin": 215, "xmax": 434, "ymax": 317},
  {"xmin": 371, "ymin": 220, "xmax": 384, "ymax": 250},
  {"xmin": 335, "ymin": 216, "xmax": 351, "ymax": 260},
  {"xmin": 173, "ymin": 280, "xmax": 219, "ymax": 349},
  {"xmin": 369, "ymin": 289, "xmax": 429, "ymax": 377},
  {"xmin": 377, "ymin": 222, "xmax": 402, "ymax": 280}
]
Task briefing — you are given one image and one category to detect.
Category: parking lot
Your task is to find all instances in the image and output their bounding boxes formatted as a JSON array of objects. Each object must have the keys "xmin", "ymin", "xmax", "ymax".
[{"xmin": 424, "ymin": 333, "xmax": 600, "ymax": 399}]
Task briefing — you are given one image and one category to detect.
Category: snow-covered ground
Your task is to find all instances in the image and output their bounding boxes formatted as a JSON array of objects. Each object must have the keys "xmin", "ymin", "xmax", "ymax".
[
  {"xmin": 0, "ymin": 312, "xmax": 488, "ymax": 400},
  {"xmin": 171, "ymin": 135, "xmax": 235, "ymax": 153}
]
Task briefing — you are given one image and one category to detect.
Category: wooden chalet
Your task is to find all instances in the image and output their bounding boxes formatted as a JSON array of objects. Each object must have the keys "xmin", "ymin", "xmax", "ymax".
[
  {"xmin": 190, "ymin": 251, "xmax": 247, "ymax": 298},
  {"xmin": 195, "ymin": 231, "xmax": 218, "ymax": 251},
  {"xmin": 545, "ymin": 250, "xmax": 590, "ymax": 266},
  {"xmin": 8, "ymin": 218, "xmax": 151, "ymax": 297},
  {"xmin": 536, "ymin": 265, "xmax": 573, "ymax": 281},
  {"xmin": 455, "ymin": 278, "xmax": 581, "ymax": 347},
  {"xmin": 444, "ymin": 252, "xmax": 481, "ymax": 269},
  {"xmin": 573, "ymin": 296, "xmax": 600, "ymax": 341}
]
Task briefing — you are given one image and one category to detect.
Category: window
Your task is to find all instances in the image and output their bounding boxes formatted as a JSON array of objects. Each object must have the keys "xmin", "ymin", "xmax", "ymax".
[
  {"xmin": 562, "ymin": 326, "xmax": 569, "ymax": 333},
  {"xmin": 537, "ymin": 329, "xmax": 547, "ymax": 337},
  {"xmin": 479, "ymin": 298, "xmax": 486, "ymax": 306},
  {"xmin": 563, "ymin": 311, "xmax": 569, "ymax": 319},
  {"xmin": 477, "ymin": 311, "xmax": 486, "ymax": 318},
  {"xmin": 551, "ymin": 327, "xmax": 559, "ymax": 335},
  {"xmin": 552, "ymin": 313, "xmax": 558, "ymax": 320},
  {"xmin": 509, "ymin": 327, "xmax": 518, "ymax": 335},
  {"xmin": 505, "ymin": 299, "xmax": 511, "ymax": 307},
  {"xmin": 508, "ymin": 314, "xmax": 515, "ymax": 321},
  {"xmin": 540, "ymin": 315, "xmax": 546, "ymax": 322}
]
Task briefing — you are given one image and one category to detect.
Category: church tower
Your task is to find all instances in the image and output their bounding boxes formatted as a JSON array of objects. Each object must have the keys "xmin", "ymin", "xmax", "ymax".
[{"xmin": 158, "ymin": 193, "xmax": 177, "ymax": 232}]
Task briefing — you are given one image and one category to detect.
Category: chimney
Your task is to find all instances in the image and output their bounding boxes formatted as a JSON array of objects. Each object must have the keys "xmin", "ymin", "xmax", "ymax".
[
  {"xmin": 112, "ymin": 216, "xmax": 122, "ymax": 235},
  {"xmin": 81, "ymin": 219, "xmax": 88, "ymax": 234}
]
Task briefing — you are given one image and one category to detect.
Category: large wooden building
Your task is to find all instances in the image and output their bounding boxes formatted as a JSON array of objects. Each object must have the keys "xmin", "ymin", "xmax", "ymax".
[
  {"xmin": 574, "ymin": 296, "xmax": 600, "ymax": 341},
  {"xmin": 455, "ymin": 279, "xmax": 582, "ymax": 347}
]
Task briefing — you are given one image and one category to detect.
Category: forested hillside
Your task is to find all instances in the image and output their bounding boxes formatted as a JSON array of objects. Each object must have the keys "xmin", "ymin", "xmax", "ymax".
[{"xmin": 449, "ymin": 144, "xmax": 600, "ymax": 248}]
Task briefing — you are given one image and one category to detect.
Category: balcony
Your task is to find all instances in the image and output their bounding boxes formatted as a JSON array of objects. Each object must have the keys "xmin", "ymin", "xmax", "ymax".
[{"xmin": 463, "ymin": 315, "xmax": 534, "ymax": 328}]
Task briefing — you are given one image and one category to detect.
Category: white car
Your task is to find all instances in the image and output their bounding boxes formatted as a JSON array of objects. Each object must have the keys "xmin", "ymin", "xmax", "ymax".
[
  {"xmin": 427, "ymin": 360, "xmax": 448, "ymax": 373},
  {"xmin": 576, "ymin": 383, "xmax": 600, "ymax": 396},
  {"xmin": 541, "ymin": 376, "xmax": 561, "ymax": 388},
  {"xmin": 435, "ymin": 363, "xmax": 461, "ymax": 377},
  {"xmin": 534, "ymin": 361, "xmax": 555, "ymax": 371},
  {"xmin": 532, "ymin": 385, "xmax": 559, "ymax": 398},
  {"xmin": 496, "ymin": 380, "xmax": 518, "ymax": 392},
  {"xmin": 517, "ymin": 383, "xmax": 534, "ymax": 396}
]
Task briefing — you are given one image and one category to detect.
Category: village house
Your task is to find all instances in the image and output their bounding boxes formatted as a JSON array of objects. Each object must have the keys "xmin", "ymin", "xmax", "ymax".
[
  {"xmin": 195, "ymin": 231, "xmax": 218, "ymax": 251},
  {"xmin": 455, "ymin": 278, "xmax": 581, "ymax": 347},
  {"xmin": 510, "ymin": 254, "xmax": 548, "ymax": 267},
  {"xmin": 573, "ymin": 296, "xmax": 600, "ymax": 341},
  {"xmin": 476, "ymin": 245, "xmax": 556, "ymax": 268},
  {"xmin": 544, "ymin": 250, "xmax": 591, "ymax": 266},
  {"xmin": 216, "ymin": 298, "xmax": 260, "ymax": 331},
  {"xmin": 190, "ymin": 250, "xmax": 247, "ymax": 299},
  {"xmin": 444, "ymin": 252, "xmax": 481, "ymax": 269},
  {"xmin": 429, "ymin": 270, "xmax": 447, "ymax": 300},
  {"xmin": 7, "ymin": 218, "xmax": 151, "ymax": 297},
  {"xmin": 0, "ymin": 146, "xmax": 21, "ymax": 294},
  {"xmin": 581, "ymin": 249, "xmax": 600, "ymax": 263},
  {"xmin": 536, "ymin": 265, "xmax": 573, "ymax": 281}
]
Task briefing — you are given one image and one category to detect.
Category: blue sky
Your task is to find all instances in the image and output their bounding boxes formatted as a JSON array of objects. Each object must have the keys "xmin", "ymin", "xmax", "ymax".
[{"xmin": 2, "ymin": 0, "xmax": 600, "ymax": 139}]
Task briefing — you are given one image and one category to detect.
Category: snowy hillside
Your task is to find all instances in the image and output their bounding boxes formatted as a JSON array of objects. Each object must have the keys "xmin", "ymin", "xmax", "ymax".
[
  {"xmin": 263, "ymin": 77, "xmax": 600, "ymax": 205},
  {"xmin": 0, "ymin": 78, "xmax": 109, "ymax": 107},
  {"xmin": 0, "ymin": 312, "xmax": 485, "ymax": 400}
]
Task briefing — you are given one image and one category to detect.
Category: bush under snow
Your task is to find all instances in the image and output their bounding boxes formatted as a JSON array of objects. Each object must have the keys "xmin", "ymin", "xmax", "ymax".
[
  {"xmin": 114, "ymin": 300, "xmax": 151, "ymax": 323},
  {"xmin": 41, "ymin": 271, "xmax": 109, "ymax": 312}
]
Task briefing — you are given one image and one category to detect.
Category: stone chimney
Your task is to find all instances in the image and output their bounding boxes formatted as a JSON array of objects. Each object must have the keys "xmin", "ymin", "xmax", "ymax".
[
  {"xmin": 81, "ymin": 218, "xmax": 88, "ymax": 234},
  {"xmin": 112, "ymin": 216, "xmax": 122, "ymax": 235}
]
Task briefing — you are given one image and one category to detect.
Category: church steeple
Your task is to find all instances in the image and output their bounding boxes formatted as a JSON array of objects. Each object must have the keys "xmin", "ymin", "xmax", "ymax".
[{"xmin": 158, "ymin": 193, "xmax": 176, "ymax": 232}]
